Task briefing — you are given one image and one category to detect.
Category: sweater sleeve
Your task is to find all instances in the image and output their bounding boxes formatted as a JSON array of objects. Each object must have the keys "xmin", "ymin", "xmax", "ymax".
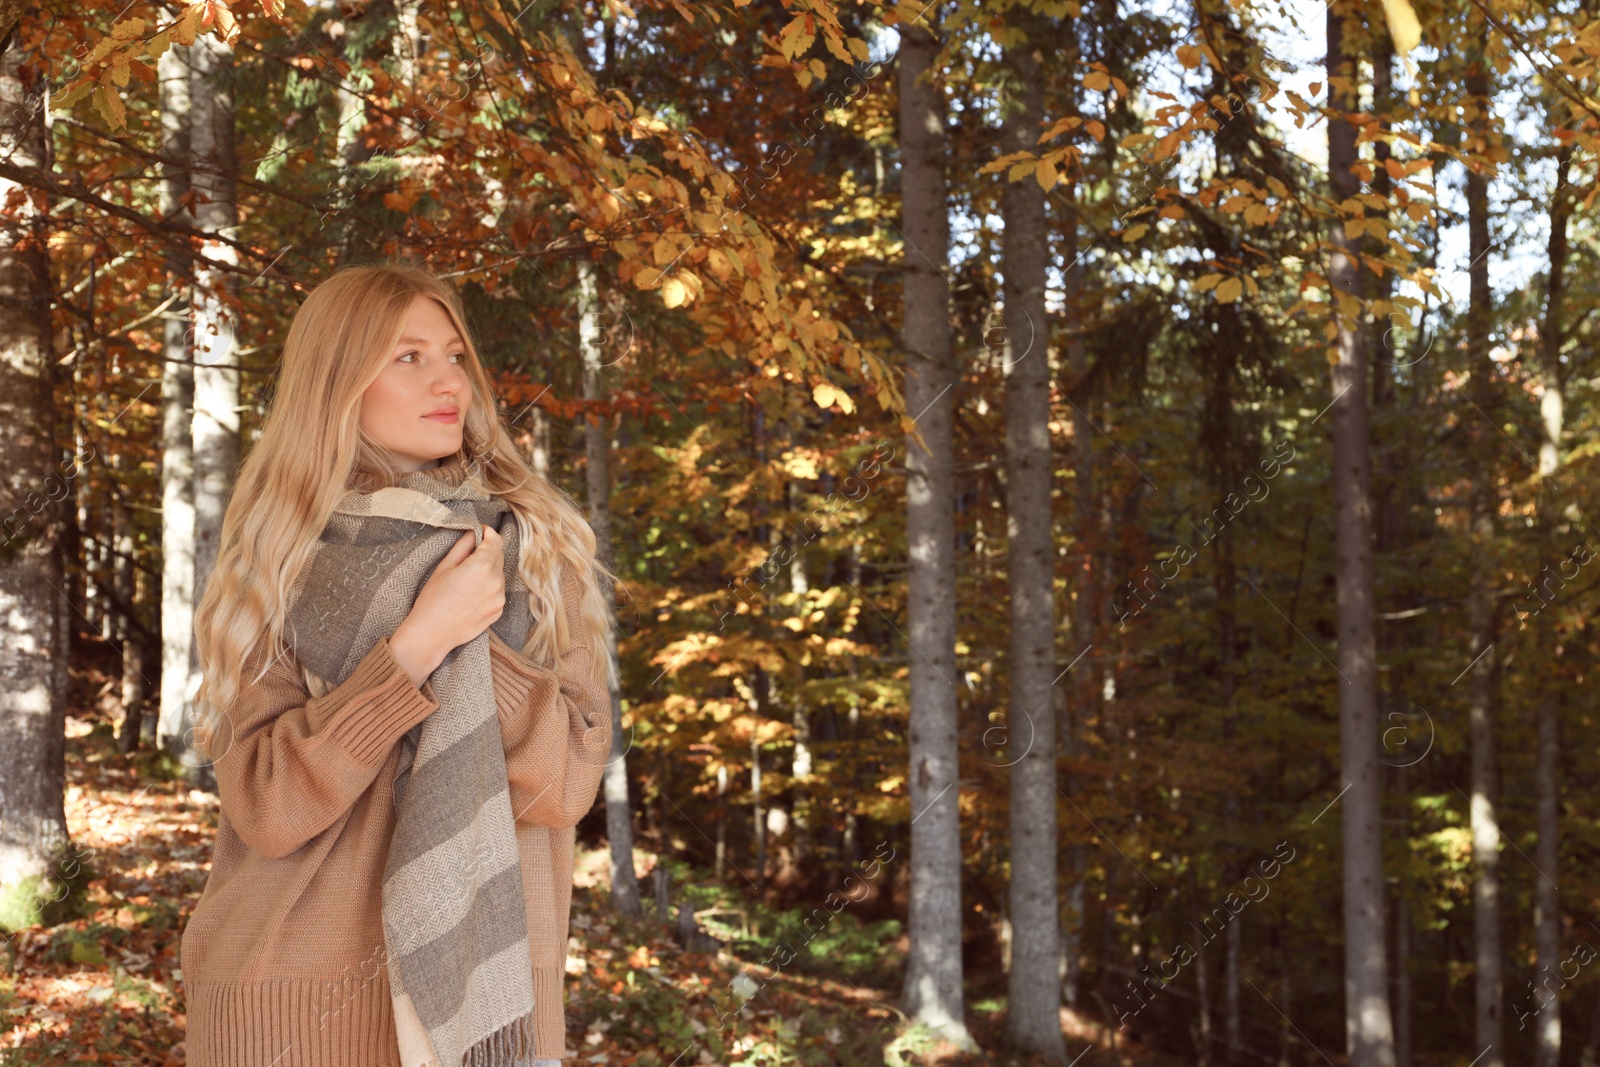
[
  {"xmin": 207, "ymin": 633, "xmax": 442, "ymax": 860},
  {"xmin": 487, "ymin": 565, "xmax": 612, "ymax": 830}
]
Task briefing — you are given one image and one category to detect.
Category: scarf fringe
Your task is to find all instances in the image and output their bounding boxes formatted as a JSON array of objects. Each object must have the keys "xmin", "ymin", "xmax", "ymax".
[{"xmin": 461, "ymin": 1008, "xmax": 539, "ymax": 1067}]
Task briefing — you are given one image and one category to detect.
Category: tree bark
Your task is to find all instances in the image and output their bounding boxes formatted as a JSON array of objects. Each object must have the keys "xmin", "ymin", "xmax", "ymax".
[
  {"xmin": 897, "ymin": 7, "xmax": 974, "ymax": 1049},
  {"xmin": 1327, "ymin": 7, "xmax": 1397, "ymax": 1067},
  {"xmin": 181, "ymin": 28, "xmax": 240, "ymax": 792},
  {"xmin": 157, "ymin": 40, "xmax": 195, "ymax": 758},
  {"xmin": 0, "ymin": 41, "xmax": 70, "ymax": 916},
  {"xmin": 1532, "ymin": 137, "xmax": 1574, "ymax": 1067},
  {"xmin": 1000, "ymin": 16, "xmax": 1064, "ymax": 1061},
  {"xmin": 579, "ymin": 258, "xmax": 642, "ymax": 916},
  {"xmin": 1060, "ymin": 11, "xmax": 1091, "ymax": 1015},
  {"xmin": 1463, "ymin": 19, "xmax": 1504, "ymax": 1067}
]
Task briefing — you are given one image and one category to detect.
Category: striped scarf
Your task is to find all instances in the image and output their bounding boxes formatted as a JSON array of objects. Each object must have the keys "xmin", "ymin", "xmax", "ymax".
[{"xmin": 285, "ymin": 456, "xmax": 537, "ymax": 1067}]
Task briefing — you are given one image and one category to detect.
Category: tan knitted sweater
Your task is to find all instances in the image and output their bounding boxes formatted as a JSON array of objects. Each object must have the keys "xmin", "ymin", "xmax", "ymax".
[{"xmin": 179, "ymin": 487, "xmax": 612, "ymax": 1067}]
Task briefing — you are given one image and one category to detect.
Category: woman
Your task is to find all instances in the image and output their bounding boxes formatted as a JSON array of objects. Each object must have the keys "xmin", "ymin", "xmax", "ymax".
[{"xmin": 178, "ymin": 263, "xmax": 616, "ymax": 1067}]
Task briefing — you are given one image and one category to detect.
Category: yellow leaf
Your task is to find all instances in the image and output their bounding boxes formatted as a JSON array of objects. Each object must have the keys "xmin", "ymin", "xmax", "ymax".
[
  {"xmin": 146, "ymin": 30, "xmax": 171, "ymax": 59},
  {"xmin": 53, "ymin": 78, "xmax": 95, "ymax": 111},
  {"xmin": 1159, "ymin": 205, "xmax": 1185, "ymax": 220},
  {"xmin": 633, "ymin": 266, "xmax": 663, "ymax": 289},
  {"xmin": 742, "ymin": 278, "xmax": 762, "ymax": 304},
  {"xmin": 1121, "ymin": 223, "xmax": 1148, "ymax": 242},
  {"xmin": 795, "ymin": 67, "xmax": 813, "ymax": 89},
  {"xmin": 813, "ymin": 381, "xmax": 839, "ymax": 409},
  {"xmin": 1215, "ymin": 277, "xmax": 1243, "ymax": 303},
  {"xmin": 778, "ymin": 12, "xmax": 807, "ymax": 58},
  {"xmin": 1176, "ymin": 44, "xmax": 1201, "ymax": 69},
  {"xmin": 1034, "ymin": 159, "xmax": 1057, "ymax": 191},
  {"xmin": 809, "ymin": 58, "xmax": 827, "ymax": 81},
  {"xmin": 1084, "ymin": 70, "xmax": 1110, "ymax": 91},
  {"xmin": 1085, "ymin": 119, "xmax": 1106, "ymax": 142},
  {"xmin": 1195, "ymin": 273, "xmax": 1222, "ymax": 291},
  {"xmin": 111, "ymin": 52, "xmax": 130, "ymax": 87},
  {"xmin": 212, "ymin": 2, "xmax": 239, "ymax": 44},
  {"xmin": 1379, "ymin": 0, "xmax": 1422, "ymax": 55},
  {"xmin": 660, "ymin": 276, "xmax": 688, "ymax": 308},
  {"xmin": 171, "ymin": 5, "xmax": 201, "ymax": 46},
  {"xmin": 847, "ymin": 36, "xmax": 870, "ymax": 60},
  {"xmin": 93, "ymin": 81, "xmax": 126, "ymax": 130},
  {"xmin": 824, "ymin": 32, "xmax": 852, "ymax": 64}
]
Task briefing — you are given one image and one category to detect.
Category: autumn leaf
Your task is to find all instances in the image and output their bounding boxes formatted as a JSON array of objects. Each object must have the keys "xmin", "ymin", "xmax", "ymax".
[
  {"xmin": 661, "ymin": 276, "xmax": 689, "ymax": 307},
  {"xmin": 1034, "ymin": 159, "xmax": 1057, "ymax": 191},
  {"xmin": 93, "ymin": 81, "xmax": 125, "ymax": 130},
  {"xmin": 1215, "ymin": 276, "xmax": 1243, "ymax": 303}
]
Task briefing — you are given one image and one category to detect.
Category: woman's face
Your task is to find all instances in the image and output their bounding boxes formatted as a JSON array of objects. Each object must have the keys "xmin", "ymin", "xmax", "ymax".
[{"xmin": 359, "ymin": 294, "xmax": 473, "ymax": 473}]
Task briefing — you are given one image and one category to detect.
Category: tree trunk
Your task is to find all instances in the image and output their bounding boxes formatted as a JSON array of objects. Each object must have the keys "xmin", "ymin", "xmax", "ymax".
[
  {"xmin": 786, "ymin": 472, "xmax": 812, "ymax": 877},
  {"xmin": 182, "ymin": 28, "xmax": 241, "ymax": 793},
  {"xmin": 0, "ymin": 41, "xmax": 71, "ymax": 918},
  {"xmin": 1000, "ymin": 16, "xmax": 1064, "ymax": 1061},
  {"xmin": 897, "ymin": 8, "xmax": 974, "ymax": 1049},
  {"xmin": 158, "ymin": 40, "xmax": 196, "ymax": 758},
  {"xmin": 1464, "ymin": 19, "xmax": 1504, "ymax": 1066},
  {"xmin": 1326, "ymin": 8, "xmax": 1397, "ymax": 1067},
  {"xmin": 119, "ymin": 562, "xmax": 150, "ymax": 754},
  {"xmin": 1532, "ymin": 137, "xmax": 1574, "ymax": 1067},
  {"xmin": 578, "ymin": 258, "xmax": 642, "ymax": 916},
  {"xmin": 108, "ymin": 445, "xmax": 146, "ymax": 752}
]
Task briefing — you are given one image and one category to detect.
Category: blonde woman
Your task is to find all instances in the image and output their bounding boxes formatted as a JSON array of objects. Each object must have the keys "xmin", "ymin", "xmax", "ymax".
[{"xmin": 178, "ymin": 263, "xmax": 616, "ymax": 1067}]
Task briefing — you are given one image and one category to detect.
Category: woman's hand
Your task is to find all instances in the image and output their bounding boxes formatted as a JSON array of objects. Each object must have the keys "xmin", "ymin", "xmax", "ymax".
[{"xmin": 390, "ymin": 526, "xmax": 507, "ymax": 687}]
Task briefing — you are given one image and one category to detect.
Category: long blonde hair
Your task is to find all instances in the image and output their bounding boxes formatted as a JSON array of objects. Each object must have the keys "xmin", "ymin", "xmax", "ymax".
[{"xmin": 191, "ymin": 262, "xmax": 616, "ymax": 751}]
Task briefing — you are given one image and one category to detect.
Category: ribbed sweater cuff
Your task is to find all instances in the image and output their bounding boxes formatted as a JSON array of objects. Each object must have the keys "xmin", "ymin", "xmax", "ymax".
[
  {"xmin": 532, "ymin": 965, "xmax": 567, "ymax": 1059},
  {"xmin": 184, "ymin": 976, "xmax": 400, "ymax": 1067},
  {"xmin": 489, "ymin": 635, "xmax": 550, "ymax": 716},
  {"xmin": 317, "ymin": 637, "xmax": 441, "ymax": 765}
]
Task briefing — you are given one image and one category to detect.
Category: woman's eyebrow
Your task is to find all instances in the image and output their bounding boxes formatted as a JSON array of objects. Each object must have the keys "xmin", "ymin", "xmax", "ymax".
[{"xmin": 395, "ymin": 335, "xmax": 465, "ymax": 346}]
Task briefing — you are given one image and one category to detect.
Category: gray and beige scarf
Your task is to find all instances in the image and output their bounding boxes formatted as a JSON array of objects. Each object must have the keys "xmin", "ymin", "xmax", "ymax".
[{"xmin": 285, "ymin": 455, "xmax": 538, "ymax": 1067}]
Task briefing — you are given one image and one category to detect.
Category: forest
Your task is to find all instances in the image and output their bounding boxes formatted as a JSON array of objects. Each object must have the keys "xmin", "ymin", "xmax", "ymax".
[{"xmin": 0, "ymin": 0, "xmax": 1597, "ymax": 1064}]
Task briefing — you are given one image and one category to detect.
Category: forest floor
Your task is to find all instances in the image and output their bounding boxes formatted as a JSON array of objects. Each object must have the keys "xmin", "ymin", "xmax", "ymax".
[{"xmin": 0, "ymin": 712, "xmax": 1185, "ymax": 1067}]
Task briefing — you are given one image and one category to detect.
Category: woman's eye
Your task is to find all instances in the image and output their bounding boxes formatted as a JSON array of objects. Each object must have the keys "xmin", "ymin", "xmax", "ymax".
[{"xmin": 400, "ymin": 351, "xmax": 419, "ymax": 362}]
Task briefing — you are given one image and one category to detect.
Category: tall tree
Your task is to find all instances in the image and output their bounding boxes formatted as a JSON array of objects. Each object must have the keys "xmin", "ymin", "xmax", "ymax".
[
  {"xmin": 153, "ymin": 40, "xmax": 194, "ymax": 758},
  {"xmin": 580, "ymin": 257, "xmax": 643, "ymax": 917},
  {"xmin": 180, "ymin": 22, "xmax": 240, "ymax": 791},
  {"xmin": 1463, "ymin": 16, "xmax": 1504, "ymax": 1066},
  {"xmin": 1532, "ymin": 134, "xmax": 1575, "ymax": 1067},
  {"xmin": 897, "ymin": 5, "xmax": 975, "ymax": 1050},
  {"xmin": 999, "ymin": 11, "xmax": 1065, "ymax": 1062},
  {"xmin": 0, "ymin": 39, "xmax": 69, "ymax": 920},
  {"xmin": 1326, "ymin": 5, "xmax": 1398, "ymax": 1066}
]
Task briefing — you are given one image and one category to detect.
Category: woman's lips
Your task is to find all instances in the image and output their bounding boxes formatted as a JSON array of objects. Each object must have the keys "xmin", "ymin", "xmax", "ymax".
[{"xmin": 424, "ymin": 410, "xmax": 459, "ymax": 423}]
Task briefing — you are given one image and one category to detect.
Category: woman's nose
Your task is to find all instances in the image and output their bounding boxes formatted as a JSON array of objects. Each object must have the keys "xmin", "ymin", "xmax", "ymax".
[{"xmin": 435, "ymin": 363, "xmax": 469, "ymax": 394}]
